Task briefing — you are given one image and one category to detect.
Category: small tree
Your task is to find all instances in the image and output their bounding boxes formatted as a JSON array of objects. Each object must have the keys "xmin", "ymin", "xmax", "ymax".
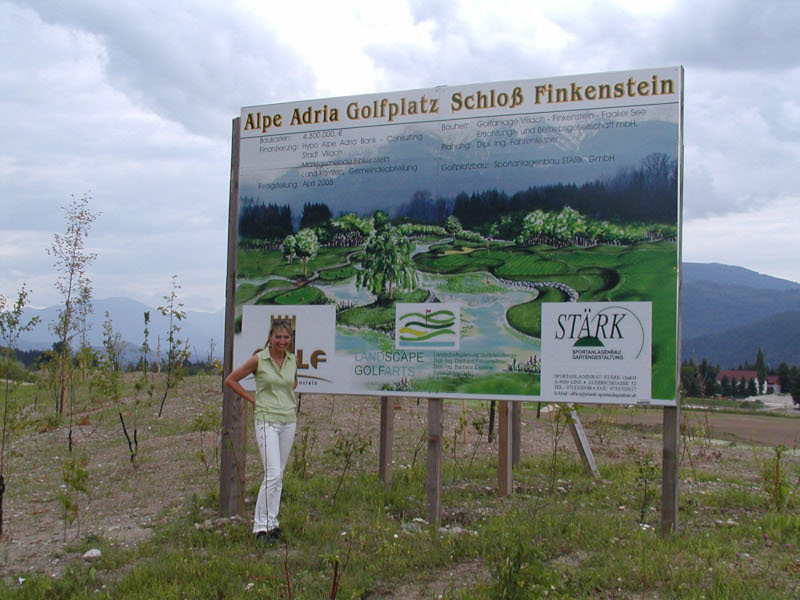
[
  {"xmin": 56, "ymin": 452, "xmax": 89, "ymax": 540},
  {"xmin": 777, "ymin": 362, "xmax": 791, "ymax": 391},
  {"xmin": 0, "ymin": 286, "xmax": 39, "ymax": 536},
  {"xmin": 720, "ymin": 375, "xmax": 731, "ymax": 398},
  {"xmin": 790, "ymin": 368, "xmax": 800, "ymax": 407},
  {"xmin": 755, "ymin": 348, "xmax": 767, "ymax": 394},
  {"xmin": 47, "ymin": 192, "xmax": 98, "ymax": 417},
  {"xmin": 126, "ymin": 311, "xmax": 156, "ymax": 468},
  {"xmin": 157, "ymin": 276, "xmax": 191, "ymax": 417},
  {"xmin": 96, "ymin": 313, "xmax": 139, "ymax": 468}
]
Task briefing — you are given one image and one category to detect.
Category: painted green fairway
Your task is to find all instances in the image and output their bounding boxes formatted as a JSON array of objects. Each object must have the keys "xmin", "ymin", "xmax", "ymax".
[
  {"xmin": 506, "ymin": 286, "xmax": 571, "ymax": 338},
  {"xmin": 337, "ymin": 289, "xmax": 429, "ymax": 329},
  {"xmin": 237, "ymin": 245, "xmax": 356, "ymax": 280},
  {"xmin": 235, "ymin": 279, "xmax": 290, "ymax": 304},
  {"xmin": 414, "ymin": 239, "xmax": 678, "ymax": 399},
  {"xmin": 238, "ymin": 238, "xmax": 678, "ymax": 400}
]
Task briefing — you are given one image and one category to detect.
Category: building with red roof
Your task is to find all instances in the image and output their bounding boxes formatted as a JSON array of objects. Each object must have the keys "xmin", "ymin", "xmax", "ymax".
[{"xmin": 714, "ymin": 370, "xmax": 781, "ymax": 394}]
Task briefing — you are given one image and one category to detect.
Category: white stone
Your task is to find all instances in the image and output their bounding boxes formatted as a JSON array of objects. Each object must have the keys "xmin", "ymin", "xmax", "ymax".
[{"xmin": 83, "ymin": 549, "xmax": 102, "ymax": 561}]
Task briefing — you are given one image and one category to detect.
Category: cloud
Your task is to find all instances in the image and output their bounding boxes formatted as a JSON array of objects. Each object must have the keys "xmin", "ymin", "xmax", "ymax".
[
  {"xmin": 2, "ymin": 0, "xmax": 799, "ymax": 311},
  {"xmin": 683, "ymin": 195, "xmax": 800, "ymax": 283},
  {"xmin": 357, "ymin": 1, "xmax": 800, "ymax": 220},
  {"xmin": 16, "ymin": 0, "xmax": 317, "ymax": 138}
]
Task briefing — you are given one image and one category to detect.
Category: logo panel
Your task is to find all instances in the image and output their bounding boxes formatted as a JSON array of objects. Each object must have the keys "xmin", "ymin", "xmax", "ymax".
[
  {"xmin": 395, "ymin": 303, "xmax": 460, "ymax": 350},
  {"xmin": 235, "ymin": 305, "xmax": 337, "ymax": 391},
  {"xmin": 541, "ymin": 302, "xmax": 652, "ymax": 404}
]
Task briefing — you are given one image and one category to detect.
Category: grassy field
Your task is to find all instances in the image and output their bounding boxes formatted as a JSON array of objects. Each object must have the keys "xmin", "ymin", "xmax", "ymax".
[{"xmin": 0, "ymin": 376, "xmax": 798, "ymax": 599}]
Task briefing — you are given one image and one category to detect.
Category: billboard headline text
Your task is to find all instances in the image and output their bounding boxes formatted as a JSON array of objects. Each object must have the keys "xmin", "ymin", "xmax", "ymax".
[{"xmin": 243, "ymin": 73, "xmax": 676, "ymax": 133}]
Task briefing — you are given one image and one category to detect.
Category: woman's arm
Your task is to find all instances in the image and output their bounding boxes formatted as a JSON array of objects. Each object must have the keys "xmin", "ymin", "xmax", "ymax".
[{"xmin": 224, "ymin": 355, "xmax": 259, "ymax": 407}]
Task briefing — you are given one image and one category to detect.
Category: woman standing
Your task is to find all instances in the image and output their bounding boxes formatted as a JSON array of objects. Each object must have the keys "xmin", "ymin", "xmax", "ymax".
[{"xmin": 225, "ymin": 318, "xmax": 297, "ymax": 544}]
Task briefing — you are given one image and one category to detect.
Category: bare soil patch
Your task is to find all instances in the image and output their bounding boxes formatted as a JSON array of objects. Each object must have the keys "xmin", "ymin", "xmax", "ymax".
[
  {"xmin": 616, "ymin": 407, "xmax": 800, "ymax": 447},
  {"xmin": 1, "ymin": 379, "xmax": 796, "ymax": 588}
]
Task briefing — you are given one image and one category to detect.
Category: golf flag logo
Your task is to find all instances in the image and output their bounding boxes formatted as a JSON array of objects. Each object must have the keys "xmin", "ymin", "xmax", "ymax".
[{"xmin": 395, "ymin": 303, "xmax": 461, "ymax": 350}]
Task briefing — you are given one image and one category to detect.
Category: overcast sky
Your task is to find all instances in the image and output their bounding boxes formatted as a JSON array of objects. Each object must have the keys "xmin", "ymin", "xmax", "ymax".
[{"xmin": 2, "ymin": 0, "xmax": 799, "ymax": 312}]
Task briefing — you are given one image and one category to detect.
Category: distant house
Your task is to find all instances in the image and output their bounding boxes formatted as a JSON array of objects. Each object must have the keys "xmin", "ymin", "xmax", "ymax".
[{"xmin": 715, "ymin": 370, "xmax": 781, "ymax": 394}]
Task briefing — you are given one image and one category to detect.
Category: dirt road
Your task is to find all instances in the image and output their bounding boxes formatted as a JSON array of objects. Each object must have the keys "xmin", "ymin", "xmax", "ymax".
[{"xmin": 616, "ymin": 408, "xmax": 800, "ymax": 447}]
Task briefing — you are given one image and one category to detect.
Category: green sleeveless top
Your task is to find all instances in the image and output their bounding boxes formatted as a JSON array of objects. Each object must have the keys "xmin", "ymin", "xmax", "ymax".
[{"xmin": 253, "ymin": 348, "xmax": 297, "ymax": 422}]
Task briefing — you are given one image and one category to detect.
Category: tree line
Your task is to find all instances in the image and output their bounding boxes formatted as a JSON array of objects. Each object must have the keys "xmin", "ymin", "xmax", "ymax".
[
  {"xmin": 238, "ymin": 200, "xmax": 333, "ymax": 247},
  {"xmin": 239, "ymin": 152, "xmax": 677, "ymax": 248},
  {"xmin": 396, "ymin": 152, "xmax": 678, "ymax": 229},
  {"xmin": 681, "ymin": 348, "xmax": 800, "ymax": 406}
]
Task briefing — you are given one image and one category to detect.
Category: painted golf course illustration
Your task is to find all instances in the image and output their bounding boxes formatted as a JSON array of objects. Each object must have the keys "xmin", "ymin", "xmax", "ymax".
[
  {"xmin": 234, "ymin": 195, "xmax": 678, "ymax": 400},
  {"xmin": 235, "ymin": 69, "xmax": 682, "ymax": 402}
]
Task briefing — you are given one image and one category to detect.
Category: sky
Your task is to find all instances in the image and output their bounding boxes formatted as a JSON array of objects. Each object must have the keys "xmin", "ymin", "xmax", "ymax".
[{"xmin": 1, "ymin": 0, "xmax": 799, "ymax": 313}]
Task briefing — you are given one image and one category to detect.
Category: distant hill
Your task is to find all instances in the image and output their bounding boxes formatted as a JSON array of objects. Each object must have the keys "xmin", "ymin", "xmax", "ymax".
[
  {"xmin": 18, "ymin": 297, "xmax": 223, "ymax": 362},
  {"xmin": 12, "ymin": 263, "xmax": 799, "ymax": 369},
  {"xmin": 683, "ymin": 310, "xmax": 800, "ymax": 367},
  {"xmin": 681, "ymin": 263, "xmax": 800, "ymax": 367},
  {"xmin": 682, "ymin": 263, "xmax": 800, "ymax": 291},
  {"xmin": 680, "ymin": 282, "xmax": 800, "ymax": 340}
]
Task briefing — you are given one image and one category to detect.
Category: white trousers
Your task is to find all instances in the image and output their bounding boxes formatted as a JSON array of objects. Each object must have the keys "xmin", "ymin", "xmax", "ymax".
[{"xmin": 253, "ymin": 419, "xmax": 296, "ymax": 533}]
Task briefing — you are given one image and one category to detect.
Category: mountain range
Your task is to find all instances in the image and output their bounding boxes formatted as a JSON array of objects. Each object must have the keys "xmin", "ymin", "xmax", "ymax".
[
  {"xmin": 680, "ymin": 263, "xmax": 800, "ymax": 367},
  {"xmin": 16, "ymin": 297, "xmax": 223, "ymax": 362},
  {"xmin": 12, "ymin": 262, "xmax": 800, "ymax": 369}
]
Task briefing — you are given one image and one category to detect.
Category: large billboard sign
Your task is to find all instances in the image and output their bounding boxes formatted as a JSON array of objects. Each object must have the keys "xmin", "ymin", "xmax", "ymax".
[{"xmin": 233, "ymin": 67, "xmax": 682, "ymax": 405}]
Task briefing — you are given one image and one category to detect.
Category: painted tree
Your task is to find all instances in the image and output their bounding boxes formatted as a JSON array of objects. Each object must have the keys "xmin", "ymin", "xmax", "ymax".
[
  {"xmin": 329, "ymin": 213, "xmax": 372, "ymax": 247},
  {"xmin": 444, "ymin": 215, "xmax": 462, "ymax": 245},
  {"xmin": 281, "ymin": 234, "xmax": 297, "ymax": 264},
  {"xmin": 356, "ymin": 211, "xmax": 418, "ymax": 301},
  {"xmin": 0, "ymin": 286, "xmax": 39, "ymax": 536},
  {"xmin": 551, "ymin": 206, "xmax": 586, "ymax": 246},
  {"xmin": 294, "ymin": 228, "xmax": 319, "ymax": 277},
  {"xmin": 47, "ymin": 192, "xmax": 98, "ymax": 417}
]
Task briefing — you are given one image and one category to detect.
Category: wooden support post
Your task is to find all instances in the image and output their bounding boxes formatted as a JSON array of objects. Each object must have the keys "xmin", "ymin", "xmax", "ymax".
[
  {"xmin": 461, "ymin": 399, "xmax": 467, "ymax": 444},
  {"xmin": 220, "ymin": 387, "xmax": 246, "ymax": 516},
  {"xmin": 567, "ymin": 408, "xmax": 598, "ymax": 477},
  {"xmin": 379, "ymin": 396, "xmax": 394, "ymax": 488},
  {"xmin": 426, "ymin": 399, "xmax": 443, "ymax": 525},
  {"xmin": 511, "ymin": 401, "xmax": 521, "ymax": 467},
  {"xmin": 661, "ymin": 405, "xmax": 680, "ymax": 533},
  {"xmin": 498, "ymin": 401, "xmax": 513, "ymax": 496},
  {"xmin": 219, "ymin": 117, "xmax": 247, "ymax": 517}
]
